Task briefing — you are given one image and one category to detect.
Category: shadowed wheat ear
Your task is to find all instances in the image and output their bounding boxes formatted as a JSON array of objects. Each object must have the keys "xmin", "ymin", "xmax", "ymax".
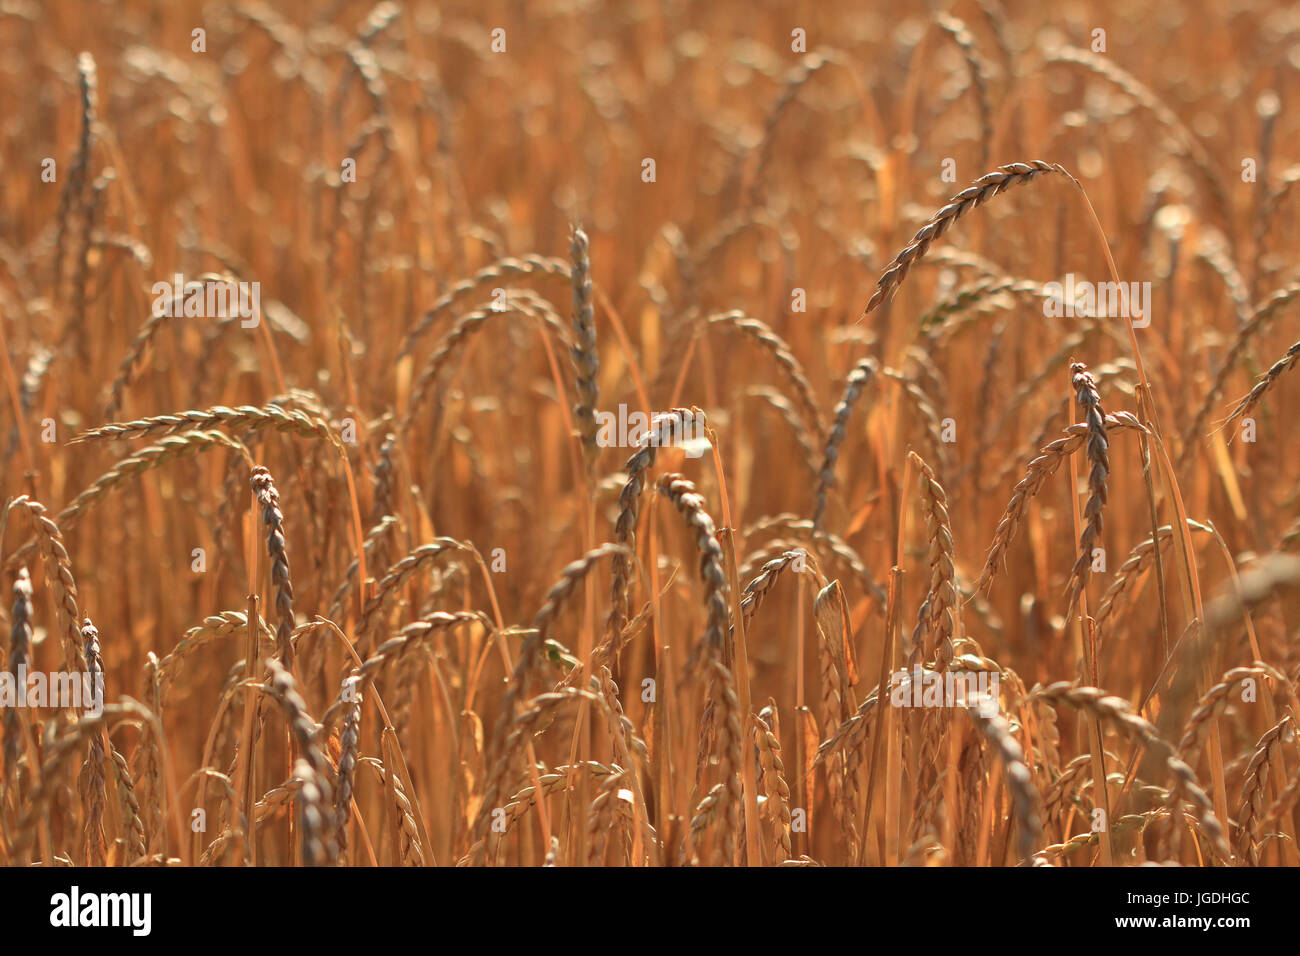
[
  {"xmin": 333, "ymin": 676, "xmax": 361, "ymax": 858},
  {"xmin": 397, "ymin": 253, "xmax": 570, "ymax": 360},
  {"xmin": 1178, "ymin": 281, "xmax": 1300, "ymax": 468},
  {"xmin": 263, "ymin": 659, "xmax": 336, "ymax": 865},
  {"xmin": 1028, "ymin": 682, "xmax": 1229, "ymax": 861},
  {"xmin": 569, "ymin": 226, "xmax": 600, "ymax": 473},
  {"xmin": 862, "ymin": 161, "xmax": 1063, "ymax": 316},
  {"xmin": 1222, "ymin": 338, "xmax": 1300, "ymax": 430},
  {"xmin": 977, "ymin": 412, "xmax": 1146, "ymax": 594},
  {"xmin": 606, "ymin": 408, "xmax": 703, "ymax": 652},
  {"xmin": 1064, "ymin": 363, "xmax": 1109, "ymax": 616},
  {"xmin": 813, "ymin": 357, "xmax": 877, "ymax": 528},
  {"xmin": 251, "ymin": 466, "xmax": 295, "ymax": 671},
  {"xmin": 655, "ymin": 472, "xmax": 742, "ymax": 866},
  {"xmin": 935, "ymin": 13, "xmax": 992, "ymax": 173},
  {"xmin": 964, "ymin": 702, "xmax": 1042, "ymax": 865},
  {"xmin": 3, "ymin": 567, "xmax": 34, "ymax": 784},
  {"xmin": 79, "ymin": 617, "xmax": 107, "ymax": 866},
  {"xmin": 907, "ymin": 451, "xmax": 958, "ymax": 669}
]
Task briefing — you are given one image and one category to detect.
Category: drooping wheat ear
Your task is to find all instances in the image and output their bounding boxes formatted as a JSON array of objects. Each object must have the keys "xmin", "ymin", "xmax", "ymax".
[
  {"xmin": 586, "ymin": 767, "xmax": 630, "ymax": 866},
  {"xmin": 1223, "ymin": 339, "xmax": 1300, "ymax": 429},
  {"xmin": 72, "ymin": 403, "xmax": 342, "ymax": 450},
  {"xmin": 322, "ymin": 613, "xmax": 488, "ymax": 729},
  {"xmin": 353, "ymin": 538, "xmax": 471, "ymax": 654},
  {"xmin": 333, "ymin": 677, "xmax": 361, "ymax": 859},
  {"xmin": 1047, "ymin": 48, "xmax": 1230, "ymax": 225},
  {"xmin": 52, "ymin": 51, "xmax": 97, "ymax": 301},
  {"xmin": 402, "ymin": 291, "xmax": 572, "ymax": 431},
  {"xmin": 251, "ymin": 466, "xmax": 295, "ymax": 671},
  {"xmin": 1177, "ymin": 663, "xmax": 1288, "ymax": 765},
  {"xmin": 965, "ymin": 703, "xmax": 1042, "ymax": 865},
  {"xmin": 80, "ymin": 618, "xmax": 107, "ymax": 866},
  {"xmin": 862, "ymin": 161, "xmax": 1062, "ymax": 316},
  {"xmin": 0, "ymin": 432, "xmax": 253, "ymax": 572},
  {"xmin": 935, "ymin": 14, "xmax": 992, "ymax": 173},
  {"xmin": 815, "ymin": 691, "xmax": 880, "ymax": 769},
  {"xmin": 880, "ymin": 366, "xmax": 952, "ymax": 477},
  {"xmin": 13, "ymin": 497, "xmax": 84, "ymax": 671},
  {"xmin": 655, "ymin": 472, "xmax": 742, "ymax": 865},
  {"xmin": 920, "ymin": 276, "xmax": 1047, "ymax": 338},
  {"xmin": 813, "ymin": 357, "xmax": 877, "ymax": 529},
  {"xmin": 155, "ymin": 612, "xmax": 274, "ymax": 703},
  {"xmin": 263, "ymin": 659, "xmax": 336, "ymax": 865},
  {"xmin": 569, "ymin": 226, "xmax": 601, "ymax": 473},
  {"xmin": 1064, "ymin": 363, "xmax": 1109, "ymax": 616},
  {"xmin": 1029, "ymin": 682, "xmax": 1228, "ymax": 861},
  {"xmin": 746, "ymin": 387, "xmax": 820, "ymax": 478},
  {"xmin": 397, "ymin": 254, "xmax": 570, "ymax": 360},
  {"xmin": 1236, "ymin": 715, "xmax": 1294, "ymax": 865},
  {"xmin": 1195, "ymin": 233, "xmax": 1252, "ymax": 327},
  {"xmin": 12, "ymin": 713, "xmax": 105, "ymax": 861},
  {"xmin": 3, "ymin": 567, "xmax": 34, "ymax": 783},
  {"xmin": 742, "ymin": 514, "xmax": 887, "ymax": 604},
  {"xmin": 477, "ymin": 761, "xmax": 621, "ymax": 845},
  {"xmin": 1179, "ymin": 281, "xmax": 1300, "ymax": 468},
  {"xmin": 493, "ymin": 545, "xmax": 626, "ymax": 764},
  {"xmin": 706, "ymin": 312, "xmax": 825, "ymax": 445},
  {"xmin": 326, "ymin": 515, "xmax": 398, "ymax": 622},
  {"xmin": 736, "ymin": 548, "xmax": 808, "ymax": 633},
  {"xmin": 753, "ymin": 710, "xmax": 792, "ymax": 863},
  {"xmin": 606, "ymin": 408, "xmax": 702, "ymax": 651},
  {"xmin": 744, "ymin": 52, "xmax": 831, "ymax": 203},
  {"xmin": 359, "ymin": 757, "xmax": 424, "ymax": 866},
  {"xmin": 109, "ymin": 743, "xmax": 147, "ymax": 863},
  {"xmin": 977, "ymin": 412, "xmax": 1146, "ymax": 594},
  {"xmin": 471, "ymin": 688, "xmax": 608, "ymax": 865},
  {"xmin": 1093, "ymin": 520, "xmax": 1213, "ymax": 646},
  {"xmin": 908, "ymin": 451, "xmax": 958, "ymax": 670}
]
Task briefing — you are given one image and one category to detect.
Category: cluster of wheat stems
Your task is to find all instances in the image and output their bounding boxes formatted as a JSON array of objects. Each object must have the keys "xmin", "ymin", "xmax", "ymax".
[{"xmin": 2, "ymin": 0, "xmax": 1300, "ymax": 867}]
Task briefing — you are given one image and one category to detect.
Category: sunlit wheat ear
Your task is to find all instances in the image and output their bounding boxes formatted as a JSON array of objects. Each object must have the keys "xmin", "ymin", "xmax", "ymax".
[
  {"xmin": 862, "ymin": 161, "xmax": 1063, "ymax": 316},
  {"xmin": 1063, "ymin": 362, "xmax": 1109, "ymax": 617},
  {"xmin": 251, "ymin": 466, "xmax": 295, "ymax": 671}
]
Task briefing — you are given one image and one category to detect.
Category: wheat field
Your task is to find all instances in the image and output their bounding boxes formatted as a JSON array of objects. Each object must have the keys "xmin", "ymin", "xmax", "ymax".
[{"xmin": 1, "ymin": 0, "xmax": 1299, "ymax": 870}]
